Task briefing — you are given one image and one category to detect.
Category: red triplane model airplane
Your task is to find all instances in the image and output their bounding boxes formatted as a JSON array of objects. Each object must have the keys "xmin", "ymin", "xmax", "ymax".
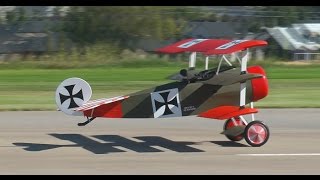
[{"xmin": 55, "ymin": 39, "xmax": 270, "ymax": 147}]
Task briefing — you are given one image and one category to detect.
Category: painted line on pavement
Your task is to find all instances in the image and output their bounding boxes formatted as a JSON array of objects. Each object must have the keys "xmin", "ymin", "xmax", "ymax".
[{"xmin": 237, "ymin": 153, "xmax": 320, "ymax": 156}]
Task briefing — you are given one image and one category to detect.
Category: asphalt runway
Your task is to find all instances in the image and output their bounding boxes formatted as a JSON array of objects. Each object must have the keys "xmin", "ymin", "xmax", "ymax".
[{"xmin": 1, "ymin": 109, "xmax": 320, "ymax": 174}]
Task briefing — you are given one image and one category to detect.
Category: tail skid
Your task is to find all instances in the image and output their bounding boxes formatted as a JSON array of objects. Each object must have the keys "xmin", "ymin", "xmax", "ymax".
[{"xmin": 77, "ymin": 117, "xmax": 96, "ymax": 126}]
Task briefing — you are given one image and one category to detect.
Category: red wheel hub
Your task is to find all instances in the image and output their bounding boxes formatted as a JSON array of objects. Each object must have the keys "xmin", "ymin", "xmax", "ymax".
[{"xmin": 247, "ymin": 124, "xmax": 267, "ymax": 144}]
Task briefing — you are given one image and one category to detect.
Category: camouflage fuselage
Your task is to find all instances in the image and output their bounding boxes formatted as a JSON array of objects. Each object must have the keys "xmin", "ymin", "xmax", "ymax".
[{"xmin": 121, "ymin": 67, "xmax": 257, "ymax": 118}]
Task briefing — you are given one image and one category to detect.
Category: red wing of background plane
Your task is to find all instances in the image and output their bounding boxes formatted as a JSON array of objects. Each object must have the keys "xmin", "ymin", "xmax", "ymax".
[{"xmin": 156, "ymin": 39, "xmax": 267, "ymax": 55}]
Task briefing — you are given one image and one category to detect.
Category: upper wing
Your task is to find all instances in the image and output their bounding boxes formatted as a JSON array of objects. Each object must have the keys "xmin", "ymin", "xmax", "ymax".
[
  {"xmin": 156, "ymin": 39, "xmax": 267, "ymax": 55},
  {"xmin": 204, "ymin": 40, "xmax": 267, "ymax": 55}
]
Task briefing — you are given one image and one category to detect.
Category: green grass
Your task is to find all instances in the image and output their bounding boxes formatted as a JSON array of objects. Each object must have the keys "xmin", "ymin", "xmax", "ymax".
[
  {"xmin": 0, "ymin": 67, "xmax": 176, "ymax": 111},
  {"xmin": 1, "ymin": 62, "xmax": 320, "ymax": 110},
  {"xmin": 255, "ymin": 79, "xmax": 320, "ymax": 108},
  {"xmin": 255, "ymin": 66, "xmax": 320, "ymax": 108}
]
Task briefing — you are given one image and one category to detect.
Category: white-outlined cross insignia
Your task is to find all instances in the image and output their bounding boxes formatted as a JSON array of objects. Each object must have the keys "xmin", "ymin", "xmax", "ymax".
[{"xmin": 151, "ymin": 88, "xmax": 182, "ymax": 118}]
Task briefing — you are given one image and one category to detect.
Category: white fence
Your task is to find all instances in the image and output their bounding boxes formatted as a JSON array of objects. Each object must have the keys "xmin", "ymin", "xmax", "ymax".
[{"xmin": 293, "ymin": 53, "xmax": 320, "ymax": 61}]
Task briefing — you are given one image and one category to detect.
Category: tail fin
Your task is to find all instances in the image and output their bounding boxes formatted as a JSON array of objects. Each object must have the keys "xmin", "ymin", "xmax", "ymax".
[{"xmin": 55, "ymin": 77, "xmax": 92, "ymax": 116}]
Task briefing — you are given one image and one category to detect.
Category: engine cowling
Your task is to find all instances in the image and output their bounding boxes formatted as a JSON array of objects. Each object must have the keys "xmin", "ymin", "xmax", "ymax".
[{"xmin": 247, "ymin": 66, "xmax": 269, "ymax": 102}]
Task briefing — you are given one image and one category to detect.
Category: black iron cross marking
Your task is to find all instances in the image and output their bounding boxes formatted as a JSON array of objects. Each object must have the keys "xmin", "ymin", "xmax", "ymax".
[
  {"xmin": 154, "ymin": 91, "xmax": 178, "ymax": 116},
  {"xmin": 59, "ymin": 84, "xmax": 84, "ymax": 109}
]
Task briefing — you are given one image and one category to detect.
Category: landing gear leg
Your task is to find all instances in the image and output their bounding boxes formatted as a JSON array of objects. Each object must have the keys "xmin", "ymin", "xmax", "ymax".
[{"xmin": 78, "ymin": 117, "xmax": 96, "ymax": 126}]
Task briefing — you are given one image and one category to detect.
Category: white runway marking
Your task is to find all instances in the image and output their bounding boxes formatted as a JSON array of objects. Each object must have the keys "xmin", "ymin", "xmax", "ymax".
[{"xmin": 237, "ymin": 153, "xmax": 320, "ymax": 156}]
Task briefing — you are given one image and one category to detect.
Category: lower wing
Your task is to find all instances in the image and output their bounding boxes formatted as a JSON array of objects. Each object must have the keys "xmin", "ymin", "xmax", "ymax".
[{"xmin": 198, "ymin": 105, "xmax": 258, "ymax": 120}]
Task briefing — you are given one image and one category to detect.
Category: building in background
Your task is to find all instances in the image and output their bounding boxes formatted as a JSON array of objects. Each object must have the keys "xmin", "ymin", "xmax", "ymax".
[{"xmin": 0, "ymin": 6, "xmax": 70, "ymax": 60}]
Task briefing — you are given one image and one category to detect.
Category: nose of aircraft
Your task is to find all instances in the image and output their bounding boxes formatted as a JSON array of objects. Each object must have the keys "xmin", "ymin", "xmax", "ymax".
[{"xmin": 247, "ymin": 66, "xmax": 269, "ymax": 102}]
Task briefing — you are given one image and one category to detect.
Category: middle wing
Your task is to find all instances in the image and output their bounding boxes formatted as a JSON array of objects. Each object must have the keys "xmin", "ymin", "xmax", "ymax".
[{"xmin": 206, "ymin": 73, "xmax": 263, "ymax": 86}]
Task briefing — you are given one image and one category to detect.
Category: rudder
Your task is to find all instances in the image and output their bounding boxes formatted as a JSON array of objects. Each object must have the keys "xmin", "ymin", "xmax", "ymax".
[{"xmin": 55, "ymin": 77, "xmax": 92, "ymax": 116}]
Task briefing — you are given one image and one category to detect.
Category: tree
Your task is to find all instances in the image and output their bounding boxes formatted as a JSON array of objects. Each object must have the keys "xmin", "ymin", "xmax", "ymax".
[
  {"xmin": 6, "ymin": 10, "xmax": 17, "ymax": 24},
  {"xmin": 220, "ymin": 14, "xmax": 231, "ymax": 22},
  {"xmin": 17, "ymin": 7, "xmax": 26, "ymax": 21},
  {"xmin": 163, "ymin": 18, "xmax": 177, "ymax": 39},
  {"xmin": 62, "ymin": 6, "xmax": 197, "ymax": 49},
  {"xmin": 207, "ymin": 13, "xmax": 218, "ymax": 22}
]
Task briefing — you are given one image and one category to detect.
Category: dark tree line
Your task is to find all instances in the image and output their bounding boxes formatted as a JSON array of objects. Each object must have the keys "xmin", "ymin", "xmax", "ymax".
[
  {"xmin": 61, "ymin": 6, "xmax": 202, "ymax": 47},
  {"xmin": 60, "ymin": 6, "xmax": 320, "ymax": 47}
]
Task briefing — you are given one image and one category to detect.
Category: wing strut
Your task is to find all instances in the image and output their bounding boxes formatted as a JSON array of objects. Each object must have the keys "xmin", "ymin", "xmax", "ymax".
[
  {"xmin": 189, "ymin": 52, "xmax": 197, "ymax": 68},
  {"xmin": 205, "ymin": 56, "xmax": 209, "ymax": 70},
  {"xmin": 239, "ymin": 49, "xmax": 249, "ymax": 108}
]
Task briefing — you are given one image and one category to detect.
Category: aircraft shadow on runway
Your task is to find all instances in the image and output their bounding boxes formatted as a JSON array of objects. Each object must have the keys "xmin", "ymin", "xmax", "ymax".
[{"xmin": 13, "ymin": 134, "xmax": 248, "ymax": 154}]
